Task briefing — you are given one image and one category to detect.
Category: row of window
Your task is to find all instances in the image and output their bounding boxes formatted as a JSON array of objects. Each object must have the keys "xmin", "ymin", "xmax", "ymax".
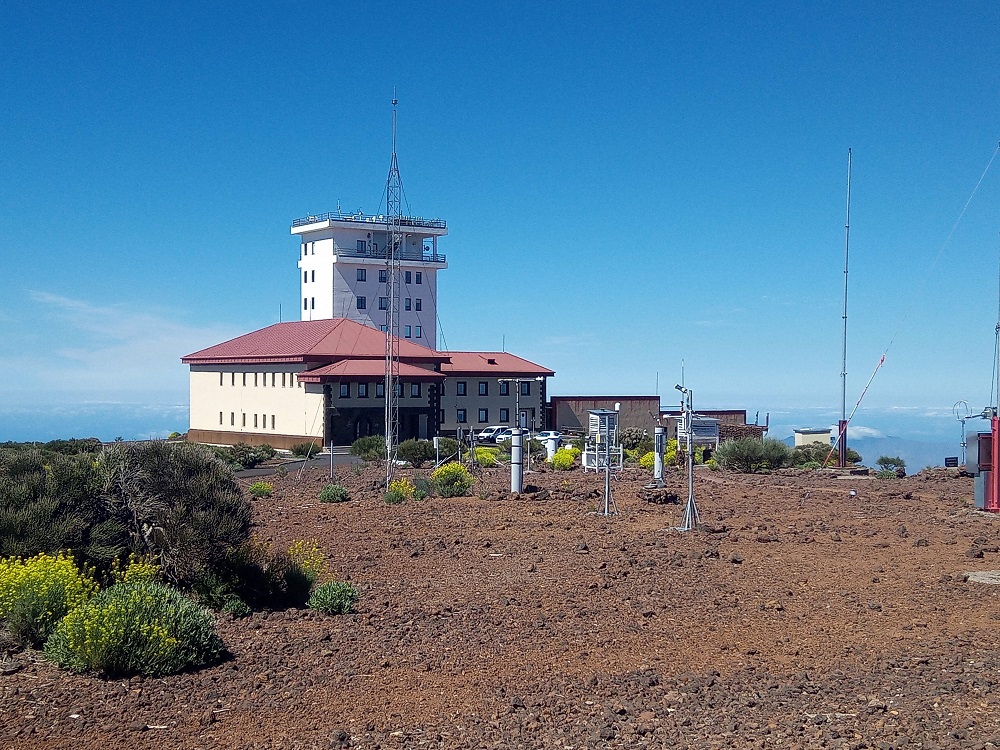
[
  {"xmin": 454, "ymin": 408, "xmax": 509, "ymax": 424},
  {"xmin": 220, "ymin": 412, "xmax": 276, "ymax": 430},
  {"xmin": 219, "ymin": 372, "xmax": 303, "ymax": 388},
  {"xmin": 359, "ymin": 297, "xmax": 422, "ymax": 311},
  {"xmin": 453, "ymin": 381, "xmax": 531, "ymax": 397},
  {"xmin": 376, "ymin": 323, "xmax": 423, "ymax": 339},
  {"xmin": 339, "ymin": 382, "xmax": 423, "ymax": 398}
]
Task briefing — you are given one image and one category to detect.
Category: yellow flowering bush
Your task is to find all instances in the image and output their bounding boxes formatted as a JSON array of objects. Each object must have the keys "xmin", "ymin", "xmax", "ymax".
[
  {"xmin": 431, "ymin": 462, "xmax": 473, "ymax": 497},
  {"xmin": 44, "ymin": 580, "xmax": 223, "ymax": 677},
  {"xmin": 385, "ymin": 477, "xmax": 415, "ymax": 504},
  {"xmin": 639, "ymin": 451, "xmax": 656, "ymax": 470},
  {"xmin": 287, "ymin": 540, "xmax": 325, "ymax": 589},
  {"xmin": 551, "ymin": 449, "xmax": 576, "ymax": 471},
  {"xmin": 473, "ymin": 447, "xmax": 499, "ymax": 467},
  {"xmin": 109, "ymin": 554, "xmax": 159, "ymax": 585},
  {"xmin": 0, "ymin": 552, "xmax": 98, "ymax": 646}
]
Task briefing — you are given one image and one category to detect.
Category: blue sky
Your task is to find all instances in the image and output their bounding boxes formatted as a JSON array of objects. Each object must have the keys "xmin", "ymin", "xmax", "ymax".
[{"xmin": 2, "ymin": 1, "xmax": 1000, "ymax": 444}]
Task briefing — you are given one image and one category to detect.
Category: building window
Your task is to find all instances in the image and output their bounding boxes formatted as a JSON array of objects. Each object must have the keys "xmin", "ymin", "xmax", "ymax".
[
  {"xmin": 254, "ymin": 373, "xmax": 258, "ymax": 387},
  {"xmin": 379, "ymin": 297, "xmax": 388, "ymax": 310},
  {"xmin": 416, "ymin": 272, "xmax": 422, "ymax": 284},
  {"xmin": 297, "ymin": 374, "xmax": 302, "ymax": 388},
  {"xmin": 304, "ymin": 271, "xmax": 308, "ymax": 284},
  {"xmin": 500, "ymin": 408, "xmax": 509, "ymax": 422},
  {"xmin": 282, "ymin": 373, "xmax": 286, "ymax": 387},
  {"xmin": 242, "ymin": 413, "xmax": 246, "ymax": 427},
  {"xmin": 357, "ymin": 296, "xmax": 366, "ymax": 310},
  {"xmin": 380, "ymin": 324, "xmax": 387, "ymax": 332},
  {"xmin": 231, "ymin": 373, "xmax": 235, "ymax": 386},
  {"xmin": 254, "ymin": 414, "xmax": 258, "ymax": 428},
  {"xmin": 379, "ymin": 269, "xmax": 387, "ymax": 283},
  {"xmin": 376, "ymin": 382, "xmax": 385, "ymax": 397},
  {"xmin": 359, "ymin": 383, "xmax": 369, "ymax": 398},
  {"xmin": 302, "ymin": 244, "xmax": 307, "ymax": 257},
  {"xmin": 219, "ymin": 411, "xmax": 223, "ymax": 425},
  {"xmin": 410, "ymin": 383, "xmax": 420, "ymax": 398},
  {"xmin": 311, "ymin": 297, "xmax": 315, "ymax": 309},
  {"xmin": 440, "ymin": 409, "xmax": 445, "ymax": 424},
  {"xmin": 457, "ymin": 408, "xmax": 467, "ymax": 423},
  {"xmin": 311, "ymin": 270, "xmax": 315, "ymax": 282},
  {"xmin": 405, "ymin": 271, "xmax": 412, "ymax": 283},
  {"xmin": 500, "ymin": 381, "xmax": 509, "ymax": 396},
  {"xmin": 521, "ymin": 381, "xmax": 531, "ymax": 396},
  {"xmin": 404, "ymin": 298, "xmax": 411, "ymax": 311},
  {"xmin": 357, "ymin": 240, "xmax": 366, "ymax": 252},
  {"xmin": 271, "ymin": 373, "xmax": 276, "ymax": 387},
  {"xmin": 242, "ymin": 373, "xmax": 247, "ymax": 387},
  {"xmin": 415, "ymin": 298, "xmax": 422, "ymax": 311},
  {"xmin": 340, "ymin": 383, "xmax": 350, "ymax": 398},
  {"xmin": 271, "ymin": 415, "xmax": 275, "ymax": 430},
  {"xmin": 457, "ymin": 381, "xmax": 467, "ymax": 396},
  {"xmin": 404, "ymin": 325, "xmax": 411, "ymax": 338},
  {"xmin": 357, "ymin": 268, "xmax": 366, "ymax": 281},
  {"xmin": 478, "ymin": 381, "xmax": 488, "ymax": 396},
  {"xmin": 478, "ymin": 408, "xmax": 488, "ymax": 423},
  {"xmin": 415, "ymin": 325, "xmax": 421, "ymax": 338},
  {"xmin": 304, "ymin": 298, "xmax": 308, "ymax": 310},
  {"xmin": 231, "ymin": 412, "xmax": 235, "ymax": 426}
]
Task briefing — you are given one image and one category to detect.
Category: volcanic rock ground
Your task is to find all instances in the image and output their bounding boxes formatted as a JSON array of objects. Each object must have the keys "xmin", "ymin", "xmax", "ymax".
[{"xmin": 4, "ymin": 462, "xmax": 1000, "ymax": 749}]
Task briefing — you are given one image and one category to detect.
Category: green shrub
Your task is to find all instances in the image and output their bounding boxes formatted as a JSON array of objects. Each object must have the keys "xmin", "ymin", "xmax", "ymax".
[
  {"xmin": 569, "ymin": 437, "xmax": 585, "ymax": 451},
  {"xmin": 800, "ymin": 461, "xmax": 822, "ymax": 470},
  {"xmin": 214, "ymin": 442, "xmax": 276, "ymax": 471},
  {"xmin": 318, "ymin": 484, "xmax": 350, "ymax": 503},
  {"xmin": 552, "ymin": 449, "xmax": 576, "ymax": 470},
  {"xmin": 715, "ymin": 438, "xmax": 791, "ymax": 473},
  {"xmin": 222, "ymin": 597, "xmax": 251, "ymax": 618},
  {"xmin": 290, "ymin": 442, "xmax": 319, "ymax": 458},
  {"xmin": 413, "ymin": 476, "xmax": 432, "ymax": 501},
  {"xmin": 248, "ymin": 481, "xmax": 273, "ymax": 498},
  {"xmin": 791, "ymin": 441, "xmax": 862, "ymax": 467},
  {"xmin": 431, "ymin": 463, "xmax": 474, "ymax": 497},
  {"xmin": 350, "ymin": 435, "xmax": 386, "ymax": 462},
  {"xmin": 0, "ymin": 552, "xmax": 99, "ymax": 646},
  {"xmin": 435, "ymin": 437, "xmax": 459, "ymax": 460},
  {"xmin": 876, "ymin": 455, "xmax": 906, "ymax": 473},
  {"xmin": 706, "ymin": 458, "xmax": 720, "ymax": 471},
  {"xmin": 618, "ymin": 427, "xmax": 648, "ymax": 451},
  {"xmin": 44, "ymin": 580, "xmax": 223, "ymax": 677},
  {"xmin": 94, "ymin": 442, "xmax": 250, "ymax": 586},
  {"xmin": 876, "ymin": 469, "xmax": 899, "ymax": 479},
  {"xmin": 308, "ymin": 581, "xmax": 359, "ymax": 615},
  {"xmin": 385, "ymin": 477, "xmax": 415, "ymax": 504},
  {"xmin": 639, "ymin": 451, "xmax": 656, "ymax": 470},
  {"xmin": 473, "ymin": 447, "xmax": 499, "ymax": 467},
  {"xmin": 398, "ymin": 439, "xmax": 436, "ymax": 468}
]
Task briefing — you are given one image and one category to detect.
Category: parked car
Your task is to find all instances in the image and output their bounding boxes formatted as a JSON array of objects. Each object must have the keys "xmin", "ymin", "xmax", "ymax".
[
  {"xmin": 534, "ymin": 430, "xmax": 563, "ymax": 445},
  {"xmin": 475, "ymin": 426, "xmax": 505, "ymax": 443},
  {"xmin": 495, "ymin": 427, "xmax": 534, "ymax": 443}
]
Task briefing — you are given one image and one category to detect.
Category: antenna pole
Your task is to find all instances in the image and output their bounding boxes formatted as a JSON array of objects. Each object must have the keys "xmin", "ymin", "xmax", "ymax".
[
  {"xmin": 384, "ymin": 92, "xmax": 403, "ymax": 488},
  {"xmin": 839, "ymin": 149, "xmax": 852, "ymax": 468}
]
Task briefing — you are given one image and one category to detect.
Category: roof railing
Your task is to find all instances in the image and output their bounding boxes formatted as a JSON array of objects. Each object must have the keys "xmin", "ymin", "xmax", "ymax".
[{"xmin": 292, "ymin": 211, "xmax": 446, "ymax": 229}]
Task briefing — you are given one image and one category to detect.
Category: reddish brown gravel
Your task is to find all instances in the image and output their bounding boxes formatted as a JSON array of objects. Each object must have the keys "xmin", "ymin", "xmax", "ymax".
[{"xmin": 4, "ymin": 462, "xmax": 1000, "ymax": 749}]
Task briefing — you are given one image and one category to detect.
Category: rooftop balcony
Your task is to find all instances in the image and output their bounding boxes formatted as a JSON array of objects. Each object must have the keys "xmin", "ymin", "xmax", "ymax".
[
  {"xmin": 333, "ymin": 244, "xmax": 446, "ymax": 264},
  {"xmin": 292, "ymin": 211, "xmax": 447, "ymax": 231}
]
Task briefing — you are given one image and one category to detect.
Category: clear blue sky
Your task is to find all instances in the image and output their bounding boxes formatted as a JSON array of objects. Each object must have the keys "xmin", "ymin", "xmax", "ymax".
[{"xmin": 2, "ymin": 1, "xmax": 1000, "ymax": 442}]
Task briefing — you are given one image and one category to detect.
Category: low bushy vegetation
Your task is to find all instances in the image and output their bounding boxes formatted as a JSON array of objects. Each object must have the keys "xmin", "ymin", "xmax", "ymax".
[
  {"xmin": 318, "ymin": 484, "xmax": 350, "ymax": 503},
  {"xmin": 290, "ymin": 442, "xmax": 319, "ymax": 458},
  {"xmin": 248, "ymin": 481, "xmax": 273, "ymax": 498},
  {"xmin": 552, "ymin": 448, "xmax": 576, "ymax": 471},
  {"xmin": 0, "ymin": 552, "xmax": 99, "ymax": 646},
  {"xmin": 877, "ymin": 455, "xmax": 906, "ymax": 474},
  {"xmin": 350, "ymin": 435, "xmax": 386, "ymax": 461},
  {"xmin": 473, "ymin": 447, "xmax": 499, "ymax": 467},
  {"xmin": 44, "ymin": 580, "xmax": 223, "ymax": 677},
  {"xmin": 435, "ymin": 437, "xmax": 459, "ymax": 460},
  {"xmin": 790, "ymin": 441, "xmax": 862, "ymax": 467},
  {"xmin": 639, "ymin": 451, "xmax": 656, "ymax": 470},
  {"xmin": 308, "ymin": 581, "xmax": 359, "ymax": 615},
  {"xmin": 398, "ymin": 439, "xmax": 436, "ymax": 468},
  {"xmin": 212, "ymin": 442, "xmax": 276, "ymax": 471},
  {"xmin": 431, "ymin": 463, "xmax": 473, "ymax": 497},
  {"xmin": 715, "ymin": 438, "xmax": 792, "ymax": 473},
  {"xmin": 385, "ymin": 477, "xmax": 415, "ymax": 504}
]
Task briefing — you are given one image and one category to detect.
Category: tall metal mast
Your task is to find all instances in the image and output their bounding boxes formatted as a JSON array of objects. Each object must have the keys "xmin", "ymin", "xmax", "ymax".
[
  {"xmin": 384, "ymin": 95, "xmax": 403, "ymax": 487},
  {"xmin": 838, "ymin": 149, "xmax": 852, "ymax": 467}
]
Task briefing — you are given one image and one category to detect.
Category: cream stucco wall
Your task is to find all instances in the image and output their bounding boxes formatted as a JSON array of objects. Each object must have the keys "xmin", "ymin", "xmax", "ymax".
[{"xmin": 189, "ymin": 365, "xmax": 325, "ymax": 440}]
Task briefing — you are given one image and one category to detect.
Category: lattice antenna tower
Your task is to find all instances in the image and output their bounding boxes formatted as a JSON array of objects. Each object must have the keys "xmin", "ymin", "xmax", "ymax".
[{"xmin": 384, "ymin": 94, "xmax": 403, "ymax": 488}]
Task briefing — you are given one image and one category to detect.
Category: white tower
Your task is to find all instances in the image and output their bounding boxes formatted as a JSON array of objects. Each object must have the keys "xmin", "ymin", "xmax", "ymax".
[{"xmin": 291, "ymin": 211, "xmax": 447, "ymax": 348}]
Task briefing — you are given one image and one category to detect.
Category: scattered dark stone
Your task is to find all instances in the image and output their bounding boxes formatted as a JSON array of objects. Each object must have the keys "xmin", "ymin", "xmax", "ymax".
[
  {"xmin": 966, "ymin": 548, "xmax": 985, "ymax": 559},
  {"xmin": 730, "ymin": 553, "xmax": 743, "ymax": 564},
  {"xmin": 914, "ymin": 538, "xmax": 929, "ymax": 547}
]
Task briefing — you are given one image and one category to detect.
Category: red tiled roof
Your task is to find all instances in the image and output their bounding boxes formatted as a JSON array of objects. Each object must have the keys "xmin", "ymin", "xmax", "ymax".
[
  {"xmin": 440, "ymin": 351, "xmax": 554, "ymax": 377},
  {"xmin": 298, "ymin": 360, "xmax": 445, "ymax": 383},
  {"xmin": 182, "ymin": 319, "xmax": 447, "ymax": 365}
]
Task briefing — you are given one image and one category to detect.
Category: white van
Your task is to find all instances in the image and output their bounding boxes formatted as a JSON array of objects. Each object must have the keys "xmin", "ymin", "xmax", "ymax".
[{"xmin": 475, "ymin": 426, "xmax": 505, "ymax": 443}]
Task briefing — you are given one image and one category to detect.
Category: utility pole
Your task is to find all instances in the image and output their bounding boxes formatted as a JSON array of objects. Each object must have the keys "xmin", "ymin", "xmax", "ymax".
[{"xmin": 839, "ymin": 148, "xmax": 852, "ymax": 468}]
